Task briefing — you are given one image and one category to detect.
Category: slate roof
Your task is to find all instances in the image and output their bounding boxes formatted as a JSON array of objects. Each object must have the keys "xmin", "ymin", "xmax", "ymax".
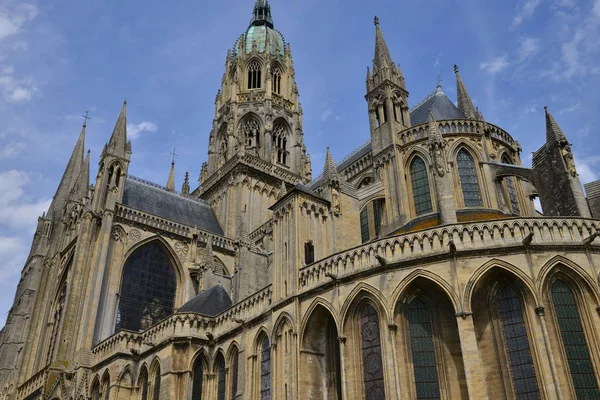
[
  {"xmin": 178, "ymin": 285, "xmax": 232, "ymax": 316},
  {"xmin": 122, "ymin": 177, "xmax": 224, "ymax": 235},
  {"xmin": 410, "ymin": 86, "xmax": 465, "ymax": 125}
]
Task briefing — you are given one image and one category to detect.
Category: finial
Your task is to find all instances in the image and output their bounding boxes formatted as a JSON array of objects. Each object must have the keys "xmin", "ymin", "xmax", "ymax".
[
  {"xmin": 170, "ymin": 147, "xmax": 177, "ymax": 165},
  {"xmin": 182, "ymin": 171, "xmax": 190, "ymax": 195},
  {"xmin": 81, "ymin": 110, "xmax": 91, "ymax": 127},
  {"xmin": 454, "ymin": 64, "xmax": 459, "ymax": 73},
  {"xmin": 374, "ymin": 16, "xmax": 380, "ymax": 25},
  {"xmin": 123, "ymin": 100, "xmax": 127, "ymax": 106},
  {"xmin": 437, "ymin": 70, "xmax": 443, "ymax": 88},
  {"xmin": 544, "ymin": 106, "xmax": 548, "ymax": 111}
]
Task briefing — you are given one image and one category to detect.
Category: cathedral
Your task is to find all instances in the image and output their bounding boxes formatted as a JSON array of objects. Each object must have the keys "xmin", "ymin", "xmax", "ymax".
[{"xmin": 3, "ymin": 1, "xmax": 600, "ymax": 399}]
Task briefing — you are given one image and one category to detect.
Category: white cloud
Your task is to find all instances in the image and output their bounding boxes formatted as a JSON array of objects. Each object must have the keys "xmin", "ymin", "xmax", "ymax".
[
  {"xmin": 559, "ymin": 101, "xmax": 582, "ymax": 114},
  {"xmin": 510, "ymin": 0, "xmax": 543, "ymax": 30},
  {"xmin": 0, "ymin": 69, "xmax": 38, "ymax": 103},
  {"xmin": 0, "ymin": 236, "xmax": 26, "ymax": 281},
  {"xmin": 575, "ymin": 154, "xmax": 600, "ymax": 184},
  {"xmin": 0, "ymin": 170, "xmax": 51, "ymax": 231},
  {"xmin": 480, "ymin": 55, "xmax": 510, "ymax": 74},
  {"xmin": 320, "ymin": 108, "xmax": 340, "ymax": 122},
  {"xmin": 127, "ymin": 121, "xmax": 158, "ymax": 139},
  {"xmin": 0, "ymin": 3, "xmax": 38, "ymax": 41},
  {"xmin": 517, "ymin": 37, "xmax": 540, "ymax": 62},
  {"xmin": 0, "ymin": 141, "xmax": 26, "ymax": 159}
]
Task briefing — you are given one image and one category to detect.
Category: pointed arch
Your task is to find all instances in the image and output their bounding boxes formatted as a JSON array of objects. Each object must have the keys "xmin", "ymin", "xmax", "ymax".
[
  {"xmin": 117, "ymin": 365, "xmax": 134, "ymax": 387},
  {"xmin": 301, "ymin": 303, "xmax": 343, "ymax": 399},
  {"xmin": 148, "ymin": 358, "xmax": 161, "ymax": 400},
  {"xmin": 537, "ymin": 255, "xmax": 600, "ymax": 304},
  {"xmin": 272, "ymin": 311, "xmax": 296, "ymax": 339},
  {"xmin": 214, "ymin": 351, "xmax": 227, "ymax": 400},
  {"xmin": 464, "ymin": 258, "xmax": 539, "ymax": 313},
  {"xmin": 300, "ymin": 298, "xmax": 340, "ymax": 343},
  {"xmin": 340, "ymin": 283, "xmax": 390, "ymax": 330},
  {"xmin": 246, "ymin": 58, "xmax": 262, "ymax": 89},
  {"xmin": 238, "ymin": 112, "xmax": 262, "ymax": 152},
  {"xmin": 116, "ymin": 237, "xmax": 180, "ymax": 332},
  {"xmin": 226, "ymin": 342, "xmax": 241, "ymax": 400},
  {"xmin": 391, "ymin": 269, "xmax": 460, "ymax": 315},
  {"xmin": 272, "ymin": 118, "xmax": 290, "ymax": 166},
  {"xmin": 137, "ymin": 365, "xmax": 150, "ymax": 400},
  {"xmin": 253, "ymin": 329, "xmax": 272, "ymax": 400},
  {"xmin": 90, "ymin": 375, "xmax": 101, "ymax": 400},
  {"xmin": 191, "ymin": 349, "xmax": 208, "ymax": 400},
  {"xmin": 101, "ymin": 370, "xmax": 111, "ymax": 400}
]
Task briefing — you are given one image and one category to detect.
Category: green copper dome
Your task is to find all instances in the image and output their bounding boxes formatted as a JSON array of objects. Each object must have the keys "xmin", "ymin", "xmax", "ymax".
[{"xmin": 234, "ymin": 0, "xmax": 285, "ymax": 57}]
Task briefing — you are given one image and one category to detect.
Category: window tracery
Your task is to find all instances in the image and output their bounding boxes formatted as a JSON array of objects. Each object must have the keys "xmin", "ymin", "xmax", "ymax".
[
  {"xmin": 410, "ymin": 157, "xmax": 433, "ymax": 215},
  {"xmin": 241, "ymin": 118, "xmax": 260, "ymax": 150},
  {"xmin": 247, "ymin": 61, "xmax": 262, "ymax": 89},
  {"xmin": 457, "ymin": 149, "xmax": 482, "ymax": 207},
  {"xmin": 496, "ymin": 285, "xmax": 540, "ymax": 399},
  {"xmin": 271, "ymin": 66, "xmax": 282, "ymax": 94},
  {"xmin": 551, "ymin": 280, "xmax": 600, "ymax": 398},
  {"xmin": 46, "ymin": 278, "xmax": 68, "ymax": 364},
  {"xmin": 360, "ymin": 303, "xmax": 385, "ymax": 399},
  {"xmin": 272, "ymin": 123, "xmax": 288, "ymax": 165},
  {"xmin": 115, "ymin": 242, "xmax": 176, "ymax": 332}
]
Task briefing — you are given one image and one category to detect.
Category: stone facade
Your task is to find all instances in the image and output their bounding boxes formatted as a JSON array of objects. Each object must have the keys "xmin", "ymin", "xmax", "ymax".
[{"xmin": 1, "ymin": 2, "xmax": 600, "ymax": 400}]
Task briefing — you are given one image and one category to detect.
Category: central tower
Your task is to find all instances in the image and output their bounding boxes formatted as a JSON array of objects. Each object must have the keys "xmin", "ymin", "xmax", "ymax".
[{"xmin": 198, "ymin": 0, "xmax": 311, "ymax": 237}]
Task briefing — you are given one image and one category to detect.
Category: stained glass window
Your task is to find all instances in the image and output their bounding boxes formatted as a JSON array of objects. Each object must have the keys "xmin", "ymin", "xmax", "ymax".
[
  {"xmin": 216, "ymin": 354, "xmax": 226, "ymax": 400},
  {"xmin": 192, "ymin": 357, "xmax": 203, "ymax": 399},
  {"xmin": 457, "ymin": 149, "xmax": 482, "ymax": 207},
  {"xmin": 496, "ymin": 286, "xmax": 540, "ymax": 399},
  {"xmin": 551, "ymin": 280, "xmax": 600, "ymax": 398},
  {"xmin": 116, "ymin": 242, "xmax": 176, "ymax": 332},
  {"xmin": 152, "ymin": 366, "xmax": 161, "ymax": 400},
  {"xmin": 411, "ymin": 157, "xmax": 433, "ymax": 215},
  {"xmin": 502, "ymin": 155, "xmax": 520, "ymax": 215},
  {"xmin": 408, "ymin": 298, "xmax": 440, "ymax": 400},
  {"xmin": 360, "ymin": 208, "xmax": 369, "ymax": 243},
  {"xmin": 231, "ymin": 350, "xmax": 239, "ymax": 400},
  {"xmin": 360, "ymin": 304, "xmax": 385, "ymax": 400},
  {"xmin": 260, "ymin": 337, "xmax": 271, "ymax": 400},
  {"xmin": 139, "ymin": 369, "xmax": 149, "ymax": 400},
  {"xmin": 373, "ymin": 199, "xmax": 383, "ymax": 237}
]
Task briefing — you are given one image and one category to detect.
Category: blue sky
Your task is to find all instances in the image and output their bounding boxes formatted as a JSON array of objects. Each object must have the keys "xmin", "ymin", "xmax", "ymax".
[{"xmin": 0, "ymin": 0, "xmax": 599, "ymax": 326}]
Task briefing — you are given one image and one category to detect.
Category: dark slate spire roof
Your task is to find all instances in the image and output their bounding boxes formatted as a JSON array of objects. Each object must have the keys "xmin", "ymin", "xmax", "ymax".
[
  {"xmin": 122, "ymin": 177, "xmax": 224, "ymax": 235},
  {"xmin": 178, "ymin": 285, "xmax": 232, "ymax": 316},
  {"xmin": 410, "ymin": 86, "xmax": 465, "ymax": 126}
]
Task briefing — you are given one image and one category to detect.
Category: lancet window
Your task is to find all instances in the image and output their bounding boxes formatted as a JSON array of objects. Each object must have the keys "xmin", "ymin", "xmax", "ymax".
[
  {"xmin": 241, "ymin": 118, "xmax": 260, "ymax": 149},
  {"xmin": 230, "ymin": 349, "xmax": 239, "ymax": 399},
  {"xmin": 410, "ymin": 157, "xmax": 433, "ymax": 215},
  {"xmin": 152, "ymin": 366, "xmax": 161, "ymax": 400},
  {"xmin": 115, "ymin": 241, "xmax": 176, "ymax": 332},
  {"xmin": 248, "ymin": 60, "xmax": 262, "ymax": 89},
  {"xmin": 46, "ymin": 278, "xmax": 68, "ymax": 364},
  {"xmin": 360, "ymin": 303, "xmax": 385, "ymax": 399},
  {"xmin": 216, "ymin": 354, "xmax": 226, "ymax": 400},
  {"xmin": 271, "ymin": 66, "xmax": 282, "ymax": 94},
  {"xmin": 551, "ymin": 280, "xmax": 600, "ymax": 398},
  {"xmin": 139, "ymin": 368, "xmax": 149, "ymax": 400},
  {"xmin": 272, "ymin": 123, "xmax": 288, "ymax": 165},
  {"xmin": 192, "ymin": 356, "xmax": 204, "ymax": 399},
  {"xmin": 408, "ymin": 297, "xmax": 441, "ymax": 399},
  {"xmin": 457, "ymin": 149, "xmax": 482, "ymax": 207},
  {"xmin": 260, "ymin": 337, "xmax": 271, "ymax": 400},
  {"xmin": 496, "ymin": 285, "xmax": 540, "ymax": 399},
  {"xmin": 360, "ymin": 198, "xmax": 385, "ymax": 244}
]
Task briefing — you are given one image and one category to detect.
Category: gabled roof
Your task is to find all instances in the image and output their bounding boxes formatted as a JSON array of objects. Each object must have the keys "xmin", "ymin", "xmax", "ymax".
[
  {"xmin": 178, "ymin": 285, "xmax": 232, "ymax": 316},
  {"xmin": 122, "ymin": 177, "xmax": 224, "ymax": 235}
]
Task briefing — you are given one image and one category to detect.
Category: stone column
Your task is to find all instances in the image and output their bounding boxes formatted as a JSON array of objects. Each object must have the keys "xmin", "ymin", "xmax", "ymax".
[{"xmin": 455, "ymin": 314, "xmax": 488, "ymax": 399}]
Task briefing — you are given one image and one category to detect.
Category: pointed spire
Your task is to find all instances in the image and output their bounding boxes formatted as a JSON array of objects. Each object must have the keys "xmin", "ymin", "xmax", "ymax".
[
  {"xmin": 201, "ymin": 238, "xmax": 215, "ymax": 271},
  {"xmin": 70, "ymin": 150, "xmax": 90, "ymax": 201},
  {"xmin": 366, "ymin": 66, "xmax": 372, "ymax": 82},
  {"xmin": 322, "ymin": 147, "xmax": 340, "ymax": 186},
  {"xmin": 47, "ymin": 124, "xmax": 86, "ymax": 219},
  {"xmin": 166, "ymin": 162, "xmax": 176, "ymax": 192},
  {"xmin": 545, "ymin": 106, "xmax": 568, "ymax": 144},
  {"xmin": 278, "ymin": 180, "xmax": 287, "ymax": 199},
  {"xmin": 373, "ymin": 16, "xmax": 394, "ymax": 72},
  {"xmin": 181, "ymin": 172, "xmax": 190, "ymax": 195},
  {"xmin": 236, "ymin": 212, "xmax": 250, "ymax": 246},
  {"xmin": 454, "ymin": 65, "xmax": 477, "ymax": 119},
  {"xmin": 428, "ymin": 111, "xmax": 443, "ymax": 144},
  {"xmin": 107, "ymin": 101, "xmax": 128, "ymax": 157}
]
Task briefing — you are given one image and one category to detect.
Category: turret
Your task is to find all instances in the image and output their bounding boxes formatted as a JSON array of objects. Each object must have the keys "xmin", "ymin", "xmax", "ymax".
[
  {"xmin": 454, "ymin": 65, "xmax": 477, "ymax": 120},
  {"xmin": 532, "ymin": 107, "xmax": 591, "ymax": 217}
]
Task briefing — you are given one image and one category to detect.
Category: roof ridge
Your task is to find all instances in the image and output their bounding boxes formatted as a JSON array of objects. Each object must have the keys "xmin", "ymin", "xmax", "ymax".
[{"xmin": 127, "ymin": 175, "xmax": 210, "ymax": 206}]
